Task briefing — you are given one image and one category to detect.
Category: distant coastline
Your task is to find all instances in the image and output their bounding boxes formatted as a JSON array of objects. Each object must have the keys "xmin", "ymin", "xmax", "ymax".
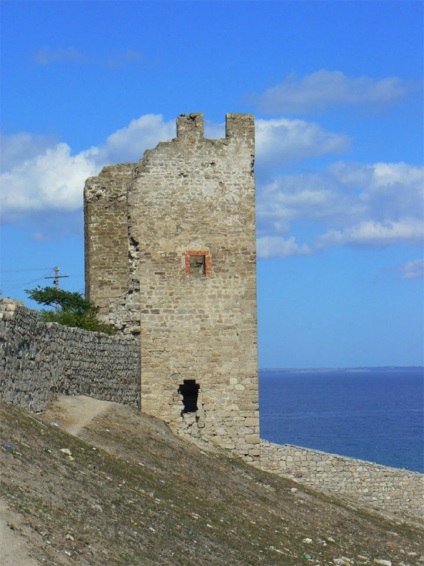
[{"xmin": 260, "ymin": 366, "xmax": 424, "ymax": 374}]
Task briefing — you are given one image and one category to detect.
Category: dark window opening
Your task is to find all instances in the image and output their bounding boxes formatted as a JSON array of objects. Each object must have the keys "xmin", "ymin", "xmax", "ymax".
[
  {"xmin": 178, "ymin": 379, "xmax": 200, "ymax": 414},
  {"xmin": 189, "ymin": 255, "xmax": 205, "ymax": 277},
  {"xmin": 183, "ymin": 250, "xmax": 211, "ymax": 277}
]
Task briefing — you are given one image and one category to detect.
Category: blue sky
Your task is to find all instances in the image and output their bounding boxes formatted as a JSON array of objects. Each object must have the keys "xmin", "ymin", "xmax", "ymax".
[{"xmin": 1, "ymin": 1, "xmax": 423, "ymax": 368}]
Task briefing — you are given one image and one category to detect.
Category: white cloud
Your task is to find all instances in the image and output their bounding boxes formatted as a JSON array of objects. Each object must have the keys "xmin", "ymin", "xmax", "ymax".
[
  {"xmin": 329, "ymin": 161, "xmax": 424, "ymax": 218},
  {"xmin": 204, "ymin": 118, "xmax": 349, "ymax": 168},
  {"xmin": 3, "ymin": 115, "xmax": 346, "ymax": 222},
  {"xmin": 316, "ymin": 219, "xmax": 423, "ymax": 248},
  {"xmin": 255, "ymin": 70, "xmax": 411, "ymax": 114},
  {"xmin": 257, "ymin": 236, "xmax": 311, "ymax": 259},
  {"xmin": 2, "ymin": 115, "xmax": 422, "ymax": 259},
  {"xmin": 256, "ymin": 118, "xmax": 349, "ymax": 169},
  {"xmin": 0, "ymin": 115, "xmax": 175, "ymax": 222},
  {"xmin": 204, "ymin": 121, "xmax": 225, "ymax": 139},
  {"xmin": 257, "ymin": 161, "xmax": 424, "ymax": 252},
  {"xmin": 257, "ymin": 174, "xmax": 358, "ymax": 223},
  {"xmin": 92, "ymin": 114, "xmax": 175, "ymax": 164},
  {"xmin": 397, "ymin": 259, "xmax": 424, "ymax": 280},
  {"xmin": 1, "ymin": 143, "xmax": 97, "ymax": 216}
]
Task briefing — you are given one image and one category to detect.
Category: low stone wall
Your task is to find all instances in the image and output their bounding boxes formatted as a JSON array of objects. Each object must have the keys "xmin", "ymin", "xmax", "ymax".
[
  {"xmin": 0, "ymin": 299, "xmax": 140, "ymax": 412},
  {"xmin": 2, "ymin": 299, "xmax": 423, "ymax": 523},
  {"xmin": 259, "ymin": 440, "xmax": 424, "ymax": 521}
]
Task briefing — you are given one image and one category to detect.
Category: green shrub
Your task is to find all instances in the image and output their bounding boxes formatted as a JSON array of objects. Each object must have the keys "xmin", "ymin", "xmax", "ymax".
[{"xmin": 25, "ymin": 286, "xmax": 116, "ymax": 335}]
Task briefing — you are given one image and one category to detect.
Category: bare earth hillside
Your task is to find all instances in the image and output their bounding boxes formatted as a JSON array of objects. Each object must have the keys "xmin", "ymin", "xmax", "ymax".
[{"xmin": 0, "ymin": 396, "xmax": 422, "ymax": 565}]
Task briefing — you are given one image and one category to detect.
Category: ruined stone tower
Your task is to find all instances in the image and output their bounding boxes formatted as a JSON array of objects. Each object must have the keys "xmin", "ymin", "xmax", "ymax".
[{"xmin": 84, "ymin": 113, "xmax": 259, "ymax": 460}]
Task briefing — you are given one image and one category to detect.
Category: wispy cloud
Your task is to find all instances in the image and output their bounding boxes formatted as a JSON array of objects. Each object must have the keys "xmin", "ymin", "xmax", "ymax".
[
  {"xmin": 33, "ymin": 47, "xmax": 83, "ymax": 65},
  {"xmin": 316, "ymin": 219, "xmax": 423, "ymax": 248},
  {"xmin": 32, "ymin": 48, "xmax": 149, "ymax": 69},
  {"xmin": 397, "ymin": 259, "xmax": 424, "ymax": 280},
  {"xmin": 107, "ymin": 50, "xmax": 146, "ymax": 69},
  {"xmin": 258, "ymin": 161, "xmax": 424, "ymax": 253},
  {"xmin": 254, "ymin": 70, "xmax": 412, "ymax": 114},
  {"xmin": 256, "ymin": 118, "xmax": 350, "ymax": 170},
  {"xmin": 257, "ymin": 170, "xmax": 364, "ymax": 226},
  {"xmin": 257, "ymin": 236, "xmax": 311, "ymax": 259}
]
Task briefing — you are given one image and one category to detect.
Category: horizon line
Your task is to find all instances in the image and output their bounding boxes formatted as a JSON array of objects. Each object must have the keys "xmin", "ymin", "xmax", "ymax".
[{"xmin": 259, "ymin": 366, "xmax": 424, "ymax": 371}]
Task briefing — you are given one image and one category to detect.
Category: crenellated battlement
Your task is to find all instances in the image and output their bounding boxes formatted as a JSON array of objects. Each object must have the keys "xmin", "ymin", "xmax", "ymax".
[{"xmin": 176, "ymin": 112, "xmax": 254, "ymax": 145}]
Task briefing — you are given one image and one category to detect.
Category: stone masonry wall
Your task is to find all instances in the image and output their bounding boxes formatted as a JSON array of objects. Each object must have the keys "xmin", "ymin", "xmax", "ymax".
[
  {"xmin": 1, "ymin": 298, "xmax": 422, "ymax": 521},
  {"xmin": 84, "ymin": 163, "xmax": 139, "ymax": 334},
  {"xmin": 259, "ymin": 440, "xmax": 424, "ymax": 521},
  {"xmin": 85, "ymin": 114, "xmax": 260, "ymax": 461},
  {"xmin": 130, "ymin": 114, "xmax": 259, "ymax": 460},
  {"xmin": 0, "ymin": 300, "xmax": 140, "ymax": 412}
]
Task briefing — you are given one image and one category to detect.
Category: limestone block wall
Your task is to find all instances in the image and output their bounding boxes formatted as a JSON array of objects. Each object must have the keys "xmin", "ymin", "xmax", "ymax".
[
  {"xmin": 84, "ymin": 113, "xmax": 260, "ymax": 461},
  {"xmin": 130, "ymin": 114, "xmax": 259, "ymax": 460},
  {"xmin": 84, "ymin": 163, "xmax": 139, "ymax": 333},
  {"xmin": 0, "ymin": 300, "xmax": 140, "ymax": 412},
  {"xmin": 259, "ymin": 440, "xmax": 424, "ymax": 521}
]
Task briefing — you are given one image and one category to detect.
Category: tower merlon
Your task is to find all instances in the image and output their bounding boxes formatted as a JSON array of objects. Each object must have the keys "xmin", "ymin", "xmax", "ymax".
[
  {"xmin": 225, "ymin": 113, "xmax": 255, "ymax": 143},
  {"xmin": 176, "ymin": 113, "xmax": 204, "ymax": 139}
]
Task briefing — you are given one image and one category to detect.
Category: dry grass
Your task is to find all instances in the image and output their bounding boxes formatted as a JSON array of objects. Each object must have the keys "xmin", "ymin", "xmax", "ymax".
[{"xmin": 0, "ymin": 399, "xmax": 422, "ymax": 565}]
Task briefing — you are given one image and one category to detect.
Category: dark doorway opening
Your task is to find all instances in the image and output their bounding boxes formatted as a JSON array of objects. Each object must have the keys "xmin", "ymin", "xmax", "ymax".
[{"xmin": 178, "ymin": 380, "xmax": 199, "ymax": 413}]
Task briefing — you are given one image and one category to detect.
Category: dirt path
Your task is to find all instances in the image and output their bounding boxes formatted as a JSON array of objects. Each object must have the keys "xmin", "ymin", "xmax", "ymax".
[
  {"xmin": 0, "ymin": 396, "xmax": 113, "ymax": 566},
  {"xmin": 40, "ymin": 395, "xmax": 115, "ymax": 435}
]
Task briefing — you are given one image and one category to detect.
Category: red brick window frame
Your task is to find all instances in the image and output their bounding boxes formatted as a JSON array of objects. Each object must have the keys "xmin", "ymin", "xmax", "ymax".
[{"xmin": 183, "ymin": 250, "xmax": 211, "ymax": 277}]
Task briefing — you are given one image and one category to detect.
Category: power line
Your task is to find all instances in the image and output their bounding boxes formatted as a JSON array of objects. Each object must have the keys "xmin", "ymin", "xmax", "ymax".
[
  {"xmin": 0, "ymin": 267, "xmax": 53, "ymax": 274},
  {"xmin": 1, "ymin": 273, "xmax": 84, "ymax": 287},
  {"xmin": 1, "ymin": 277, "xmax": 46, "ymax": 285}
]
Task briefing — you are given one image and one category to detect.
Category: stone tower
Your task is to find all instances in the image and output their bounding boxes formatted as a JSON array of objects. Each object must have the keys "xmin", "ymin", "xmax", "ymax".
[{"xmin": 84, "ymin": 113, "xmax": 259, "ymax": 460}]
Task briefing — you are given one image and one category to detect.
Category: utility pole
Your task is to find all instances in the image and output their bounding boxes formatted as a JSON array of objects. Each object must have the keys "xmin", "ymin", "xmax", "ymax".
[
  {"xmin": 45, "ymin": 266, "xmax": 69, "ymax": 311},
  {"xmin": 45, "ymin": 266, "xmax": 69, "ymax": 289}
]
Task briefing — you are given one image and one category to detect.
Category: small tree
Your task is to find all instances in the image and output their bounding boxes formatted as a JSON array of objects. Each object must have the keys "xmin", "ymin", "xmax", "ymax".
[{"xmin": 25, "ymin": 286, "xmax": 116, "ymax": 335}]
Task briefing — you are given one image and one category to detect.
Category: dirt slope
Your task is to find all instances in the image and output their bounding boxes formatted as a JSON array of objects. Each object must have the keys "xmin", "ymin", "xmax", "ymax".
[{"xmin": 0, "ymin": 396, "xmax": 422, "ymax": 565}]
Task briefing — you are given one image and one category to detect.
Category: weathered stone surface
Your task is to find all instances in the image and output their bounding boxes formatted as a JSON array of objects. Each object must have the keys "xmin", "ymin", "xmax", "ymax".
[
  {"xmin": 84, "ymin": 113, "xmax": 259, "ymax": 459},
  {"xmin": 0, "ymin": 300, "xmax": 140, "ymax": 412},
  {"xmin": 258, "ymin": 441, "xmax": 424, "ymax": 521}
]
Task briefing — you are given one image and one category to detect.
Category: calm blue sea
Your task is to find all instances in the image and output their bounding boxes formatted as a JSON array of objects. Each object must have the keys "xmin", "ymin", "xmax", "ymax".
[{"xmin": 259, "ymin": 367, "xmax": 424, "ymax": 473}]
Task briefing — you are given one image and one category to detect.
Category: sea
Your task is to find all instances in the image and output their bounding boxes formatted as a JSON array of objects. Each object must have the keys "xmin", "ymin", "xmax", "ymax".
[{"xmin": 259, "ymin": 367, "xmax": 424, "ymax": 473}]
